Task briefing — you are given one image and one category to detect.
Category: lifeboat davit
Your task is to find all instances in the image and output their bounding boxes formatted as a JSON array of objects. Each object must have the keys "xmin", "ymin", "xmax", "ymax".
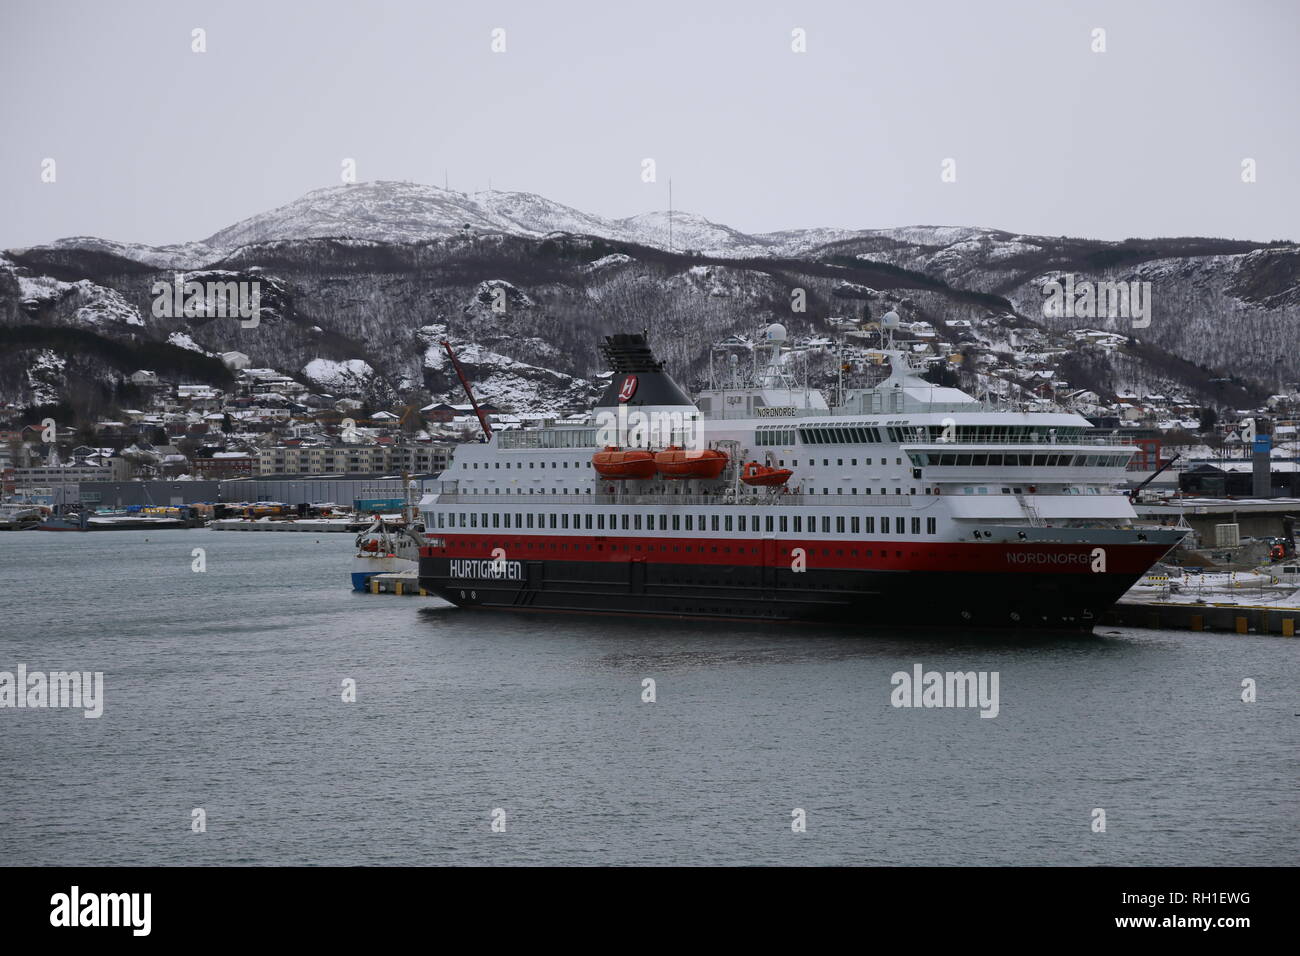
[
  {"xmin": 740, "ymin": 461, "xmax": 794, "ymax": 487},
  {"xmin": 592, "ymin": 446, "xmax": 657, "ymax": 480},
  {"xmin": 654, "ymin": 445, "xmax": 729, "ymax": 480}
]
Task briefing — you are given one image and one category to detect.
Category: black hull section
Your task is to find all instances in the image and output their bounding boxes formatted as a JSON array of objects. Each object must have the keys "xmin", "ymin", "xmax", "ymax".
[{"xmin": 418, "ymin": 557, "xmax": 1141, "ymax": 630}]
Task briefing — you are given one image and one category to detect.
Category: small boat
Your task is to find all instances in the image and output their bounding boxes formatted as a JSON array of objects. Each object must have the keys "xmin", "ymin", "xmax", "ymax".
[
  {"xmin": 654, "ymin": 445, "xmax": 728, "ymax": 480},
  {"xmin": 35, "ymin": 511, "xmax": 89, "ymax": 531},
  {"xmin": 591, "ymin": 446, "xmax": 657, "ymax": 480},
  {"xmin": 352, "ymin": 515, "xmax": 424, "ymax": 590},
  {"xmin": 0, "ymin": 503, "xmax": 43, "ymax": 530},
  {"xmin": 351, "ymin": 476, "xmax": 426, "ymax": 591},
  {"xmin": 740, "ymin": 461, "xmax": 793, "ymax": 486},
  {"xmin": 35, "ymin": 504, "xmax": 198, "ymax": 531}
]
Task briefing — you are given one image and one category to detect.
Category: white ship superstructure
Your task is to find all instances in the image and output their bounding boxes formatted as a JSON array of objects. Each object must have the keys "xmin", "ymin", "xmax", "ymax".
[{"xmin": 417, "ymin": 327, "xmax": 1184, "ymax": 629}]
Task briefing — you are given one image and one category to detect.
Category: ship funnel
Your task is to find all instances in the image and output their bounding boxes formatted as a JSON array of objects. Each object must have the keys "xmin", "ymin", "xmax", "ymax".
[
  {"xmin": 595, "ymin": 333, "xmax": 700, "ymax": 450},
  {"xmin": 596, "ymin": 333, "xmax": 694, "ymax": 409}
]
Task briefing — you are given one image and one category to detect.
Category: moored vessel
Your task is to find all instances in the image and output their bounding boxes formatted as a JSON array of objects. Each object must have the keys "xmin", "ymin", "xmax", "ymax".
[
  {"xmin": 417, "ymin": 325, "xmax": 1185, "ymax": 630},
  {"xmin": 351, "ymin": 478, "xmax": 425, "ymax": 590},
  {"xmin": 0, "ymin": 502, "xmax": 44, "ymax": 530}
]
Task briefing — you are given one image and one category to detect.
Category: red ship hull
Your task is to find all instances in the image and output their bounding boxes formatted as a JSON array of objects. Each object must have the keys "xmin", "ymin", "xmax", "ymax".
[{"xmin": 419, "ymin": 532, "xmax": 1178, "ymax": 630}]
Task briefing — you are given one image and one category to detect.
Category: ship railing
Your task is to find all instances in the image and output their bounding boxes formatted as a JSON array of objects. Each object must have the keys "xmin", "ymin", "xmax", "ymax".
[{"xmin": 433, "ymin": 492, "xmax": 921, "ymax": 508}]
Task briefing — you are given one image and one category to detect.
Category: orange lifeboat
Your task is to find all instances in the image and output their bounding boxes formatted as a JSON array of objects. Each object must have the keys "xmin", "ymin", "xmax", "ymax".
[
  {"xmin": 592, "ymin": 446, "xmax": 657, "ymax": 480},
  {"xmin": 654, "ymin": 445, "xmax": 729, "ymax": 480},
  {"xmin": 740, "ymin": 461, "xmax": 793, "ymax": 487}
]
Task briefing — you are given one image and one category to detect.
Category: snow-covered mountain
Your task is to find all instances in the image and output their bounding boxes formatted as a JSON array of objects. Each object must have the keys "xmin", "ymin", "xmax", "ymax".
[
  {"xmin": 14, "ymin": 181, "xmax": 863, "ymax": 266},
  {"xmin": 2, "ymin": 181, "xmax": 1297, "ymax": 426},
  {"xmin": 195, "ymin": 181, "xmax": 779, "ymax": 260}
]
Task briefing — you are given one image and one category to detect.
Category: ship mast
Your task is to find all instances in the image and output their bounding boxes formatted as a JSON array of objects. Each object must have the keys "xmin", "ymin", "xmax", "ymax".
[{"xmin": 441, "ymin": 340, "xmax": 493, "ymax": 440}]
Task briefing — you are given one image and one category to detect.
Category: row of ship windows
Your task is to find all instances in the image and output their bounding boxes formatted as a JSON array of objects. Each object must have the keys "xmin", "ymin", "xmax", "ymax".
[
  {"xmin": 756, "ymin": 425, "xmax": 1089, "ymax": 446},
  {"xmin": 757, "ymin": 426, "xmax": 887, "ymax": 445},
  {"xmin": 961, "ymin": 486, "xmax": 1104, "ymax": 495},
  {"xmin": 436, "ymin": 510, "xmax": 938, "ymax": 535},
  {"xmin": 464, "ymin": 457, "xmax": 907, "ymax": 469},
  {"xmin": 454, "ymin": 485, "xmax": 1095, "ymax": 496},
  {"xmin": 462, "ymin": 453, "xmax": 1116, "ymax": 471},
  {"xmin": 465, "ymin": 459, "xmax": 590, "ymax": 469},
  {"xmin": 464, "ymin": 486, "xmax": 921, "ymax": 495},
  {"xmin": 915, "ymin": 452, "xmax": 1127, "ymax": 468},
  {"xmin": 455, "ymin": 539, "xmax": 926, "ymax": 560}
]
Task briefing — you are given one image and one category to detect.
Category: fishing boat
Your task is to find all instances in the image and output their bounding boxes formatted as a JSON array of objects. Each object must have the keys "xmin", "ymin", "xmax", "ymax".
[{"xmin": 351, "ymin": 477, "xmax": 426, "ymax": 590}]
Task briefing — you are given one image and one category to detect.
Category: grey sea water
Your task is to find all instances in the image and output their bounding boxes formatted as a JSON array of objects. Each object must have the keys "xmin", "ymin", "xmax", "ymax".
[{"xmin": 0, "ymin": 529, "xmax": 1295, "ymax": 866}]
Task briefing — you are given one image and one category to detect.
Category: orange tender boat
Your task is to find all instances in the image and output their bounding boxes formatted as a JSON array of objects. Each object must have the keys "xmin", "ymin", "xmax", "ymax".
[
  {"xmin": 654, "ymin": 445, "xmax": 729, "ymax": 480},
  {"xmin": 740, "ymin": 461, "xmax": 794, "ymax": 486},
  {"xmin": 591, "ymin": 446, "xmax": 657, "ymax": 480}
]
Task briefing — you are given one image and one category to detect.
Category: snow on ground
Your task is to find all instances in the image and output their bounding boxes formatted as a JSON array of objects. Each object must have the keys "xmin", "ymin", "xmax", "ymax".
[
  {"xmin": 18, "ymin": 274, "xmax": 143, "ymax": 326},
  {"xmin": 1123, "ymin": 568, "xmax": 1300, "ymax": 607},
  {"xmin": 302, "ymin": 358, "xmax": 375, "ymax": 391},
  {"xmin": 667, "ymin": 264, "xmax": 776, "ymax": 297},
  {"xmin": 25, "ymin": 350, "xmax": 66, "ymax": 405},
  {"xmin": 583, "ymin": 254, "xmax": 633, "ymax": 272},
  {"xmin": 72, "ymin": 281, "xmax": 144, "ymax": 326},
  {"xmin": 167, "ymin": 332, "xmax": 209, "ymax": 353},
  {"xmin": 417, "ymin": 325, "xmax": 592, "ymax": 414},
  {"xmin": 17, "ymin": 274, "xmax": 67, "ymax": 304}
]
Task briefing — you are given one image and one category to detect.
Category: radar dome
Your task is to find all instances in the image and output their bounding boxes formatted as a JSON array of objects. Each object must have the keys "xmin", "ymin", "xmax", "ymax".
[
  {"xmin": 881, "ymin": 311, "xmax": 901, "ymax": 329},
  {"xmin": 764, "ymin": 323, "xmax": 788, "ymax": 343}
]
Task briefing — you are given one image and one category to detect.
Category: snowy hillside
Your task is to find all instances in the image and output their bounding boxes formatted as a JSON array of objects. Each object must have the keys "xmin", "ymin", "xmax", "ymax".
[{"xmin": 2, "ymin": 183, "xmax": 1296, "ymax": 423}]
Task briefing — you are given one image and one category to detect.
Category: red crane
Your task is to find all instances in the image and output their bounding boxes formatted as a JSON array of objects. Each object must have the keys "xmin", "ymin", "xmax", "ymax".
[{"xmin": 440, "ymin": 340, "xmax": 493, "ymax": 439}]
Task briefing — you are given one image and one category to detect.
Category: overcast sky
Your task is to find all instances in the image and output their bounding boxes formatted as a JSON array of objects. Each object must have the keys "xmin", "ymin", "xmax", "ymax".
[{"xmin": 2, "ymin": 0, "xmax": 1296, "ymax": 249}]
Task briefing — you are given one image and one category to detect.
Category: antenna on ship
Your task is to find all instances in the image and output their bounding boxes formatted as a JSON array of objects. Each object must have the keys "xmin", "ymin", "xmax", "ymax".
[
  {"xmin": 881, "ymin": 310, "xmax": 899, "ymax": 351},
  {"xmin": 836, "ymin": 344, "xmax": 845, "ymax": 408}
]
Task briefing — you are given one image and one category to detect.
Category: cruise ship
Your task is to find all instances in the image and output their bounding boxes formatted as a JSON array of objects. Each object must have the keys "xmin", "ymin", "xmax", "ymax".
[{"xmin": 417, "ymin": 324, "xmax": 1185, "ymax": 629}]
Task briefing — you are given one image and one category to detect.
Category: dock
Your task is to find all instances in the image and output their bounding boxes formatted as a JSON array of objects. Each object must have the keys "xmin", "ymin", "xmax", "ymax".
[
  {"xmin": 1104, "ymin": 600, "xmax": 1298, "ymax": 635},
  {"xmin": 209, "ymin": 518, "xmax": 363, "ymax": 532},
  {"xmin": 362, "ymin": 571, "xmax": 427, "ymax": 596}
]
